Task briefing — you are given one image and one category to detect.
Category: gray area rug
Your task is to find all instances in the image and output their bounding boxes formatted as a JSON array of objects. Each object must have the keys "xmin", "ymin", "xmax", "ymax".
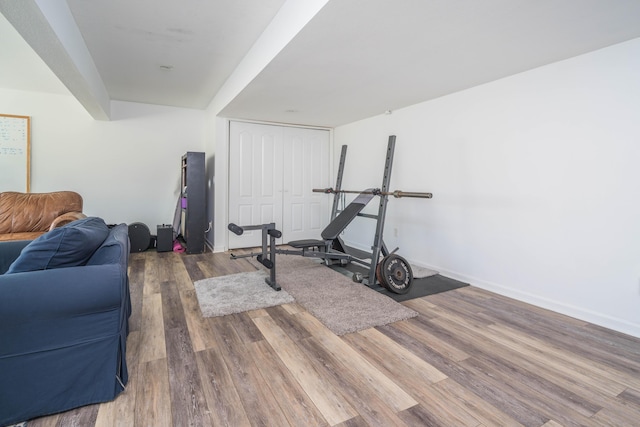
[
  {"xmin": 195, "ymin": 255, "xmax": 417, "ymax": 335},
  {"xmin": 277, "ymin": 256, "xmax": 417, "ymax": 335},
  {"xmin": 194, "ymin": 271, "xmax": 294, "ymax": 317}
]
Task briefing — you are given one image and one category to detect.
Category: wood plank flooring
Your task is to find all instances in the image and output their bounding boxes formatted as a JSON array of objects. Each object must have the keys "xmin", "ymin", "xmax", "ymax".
[{"xmin": 27, "ymin": 250, "xmax": 640, "ymax": 427}]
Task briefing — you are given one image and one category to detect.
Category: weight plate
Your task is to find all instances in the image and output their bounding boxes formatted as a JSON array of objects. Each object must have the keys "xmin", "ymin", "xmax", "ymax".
[
  {"xmin": 375, "ymin": 260, "xmax": 388, "ymax": 290},
  {"xmin": 380, "ymin": 254, "xmax": 413, "ymax": 294}
]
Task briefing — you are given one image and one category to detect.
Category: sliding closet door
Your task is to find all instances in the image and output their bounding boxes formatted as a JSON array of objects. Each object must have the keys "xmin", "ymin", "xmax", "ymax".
[
  {"xmin": 228, "ymin": 122, "xmax": 284, "ymax": 249},
  {"xmin": 282, "ymin": 126, "xmax": 331, "ymax": 243},
  {"xmin": 228, "ymin": 121, "xmax": 330, "ymax": 249}
]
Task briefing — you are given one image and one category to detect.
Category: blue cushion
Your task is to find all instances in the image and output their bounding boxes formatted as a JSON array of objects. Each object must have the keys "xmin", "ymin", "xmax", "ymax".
[
  {"xmin": 6, "ymin": 217, "xmax": 109, "ymax": 274},
  {"xmin": 86, "ymin": 224, "xmax": 128, "ymax": 265}
]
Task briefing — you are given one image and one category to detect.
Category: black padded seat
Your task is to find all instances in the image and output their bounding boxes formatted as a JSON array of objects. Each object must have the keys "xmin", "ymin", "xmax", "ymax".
[
  {"xmin": 288, "ymin": 239, "xmax": 326, "ymax": 249},
  {"xmin": 288, "ymin": 191, "xmax": 376, "ymax": 249}
]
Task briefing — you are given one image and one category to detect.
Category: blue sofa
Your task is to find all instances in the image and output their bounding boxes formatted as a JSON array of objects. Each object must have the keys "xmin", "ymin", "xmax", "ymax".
[{"xmin": 0, "ymin": 220, "xmax": 131, "ymax": 426}]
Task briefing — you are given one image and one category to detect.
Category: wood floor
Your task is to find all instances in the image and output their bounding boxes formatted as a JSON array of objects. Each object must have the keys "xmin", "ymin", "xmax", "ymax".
[{"xmin": 27, "ymin": 250, "xmax": 640, "ymax": 427}]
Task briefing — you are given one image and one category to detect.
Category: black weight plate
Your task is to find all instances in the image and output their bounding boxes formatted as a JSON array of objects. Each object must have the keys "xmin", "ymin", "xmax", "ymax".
[{"xmin": 380, "ymin": 254, "xmax": 413, "ymax": 294}]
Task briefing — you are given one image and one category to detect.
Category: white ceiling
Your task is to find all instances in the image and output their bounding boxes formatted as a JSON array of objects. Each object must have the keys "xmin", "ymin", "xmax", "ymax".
[
  {"xmin": 221, "ymin": 0, "xmax": 640, "ymax": 127},
  {"xmin": 65, "ymin": 0, "xmax": 287, "ymax": 109},
  {"xmin": 2, "ymin": 0, "xmax": 640, "ymax": 127}
]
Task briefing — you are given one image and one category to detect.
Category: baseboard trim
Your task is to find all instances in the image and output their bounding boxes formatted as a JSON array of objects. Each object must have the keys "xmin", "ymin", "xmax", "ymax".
[{"xmin": 433, "ymin": 266, "xmax": 640, "ymax": 339}]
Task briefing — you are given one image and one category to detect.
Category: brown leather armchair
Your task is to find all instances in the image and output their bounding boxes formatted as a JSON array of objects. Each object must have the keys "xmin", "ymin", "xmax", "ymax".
[{"xmin": 0, "ymin": 191, "xmax": 86, "ymax": 242}]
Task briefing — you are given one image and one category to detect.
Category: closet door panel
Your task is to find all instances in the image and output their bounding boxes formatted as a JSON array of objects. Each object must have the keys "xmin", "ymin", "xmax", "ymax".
[
  {"xmin": 282, "ymin": 127, "xmax": 331, "ymax": 243},
  {"xmin": 229, "ymin": 123, "xmax": 283, "ymax": 249}
]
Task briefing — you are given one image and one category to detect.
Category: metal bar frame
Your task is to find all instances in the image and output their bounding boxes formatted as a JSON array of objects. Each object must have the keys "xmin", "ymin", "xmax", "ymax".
[
  {"xmin": 228, "ymin": 222, "xmax": 280, "ymax": 290},
  {"xmin": 367, "ymin": 135, "xmax": 395, "ymax": 287},
  {"xmin": 330, "ymin": 145, "xmax": 348, "ymax": 220},
  {"xmin": 314, "ymin": 188, "xmax": 432, "ymax": 199}
]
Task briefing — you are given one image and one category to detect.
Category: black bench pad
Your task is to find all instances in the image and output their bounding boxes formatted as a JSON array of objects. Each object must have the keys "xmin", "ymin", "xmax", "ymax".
[
  {"xmin": 289, "ymin": 191, "xmax": 376, "ymax": 248},
  {"xmin": 288, "ymin": 239, "xmax": 327, "ymax": 249}
]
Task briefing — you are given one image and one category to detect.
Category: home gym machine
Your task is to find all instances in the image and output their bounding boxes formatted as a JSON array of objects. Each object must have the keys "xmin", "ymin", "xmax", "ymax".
[{"xmin": 228, "ymin": 135, "xmax": 432, "ymax": 294}]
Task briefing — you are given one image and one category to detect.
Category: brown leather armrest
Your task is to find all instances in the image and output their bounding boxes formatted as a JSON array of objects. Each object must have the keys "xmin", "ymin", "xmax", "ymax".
[{"xmin": 49, "ymin": 212, "xmax": 87, "ymax": 231}]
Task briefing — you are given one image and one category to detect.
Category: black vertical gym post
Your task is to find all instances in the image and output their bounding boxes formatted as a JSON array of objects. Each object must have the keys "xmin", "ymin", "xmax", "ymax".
[
  {"xmin": 368, "ymin": 136, "xmax": 396, "ymax": 287},
  {"xmin": 266, "ymin": 227, "xmax": 279, "ymax": 291},
  {"xmin": 330, "ymin": 145, "xmax": 348, "ymax": 221}
]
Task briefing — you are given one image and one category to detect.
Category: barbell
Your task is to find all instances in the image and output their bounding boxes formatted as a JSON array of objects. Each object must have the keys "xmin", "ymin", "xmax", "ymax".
[{"xmin": 312, "ymin": 188, "xmax": 432, "ymax": 199}]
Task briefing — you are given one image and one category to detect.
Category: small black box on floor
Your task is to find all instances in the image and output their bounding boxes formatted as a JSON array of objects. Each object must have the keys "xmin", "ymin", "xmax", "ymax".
[{"xmin": 157, "ymin": 224, "xmax": 173, "ymax": 252}]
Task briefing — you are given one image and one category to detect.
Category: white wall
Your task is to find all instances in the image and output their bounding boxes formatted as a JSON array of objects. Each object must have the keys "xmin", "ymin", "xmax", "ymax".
[
  {"xmin": 202, "ymin": 112, "xmax": 226, "ymax": 250},
  {"xmin": 0, "ymin": 88, "xmax": 206, "ymax": 228},
  {"xmin": 335, "ymin": 38, "xmax": 640, "ymax": 337}
]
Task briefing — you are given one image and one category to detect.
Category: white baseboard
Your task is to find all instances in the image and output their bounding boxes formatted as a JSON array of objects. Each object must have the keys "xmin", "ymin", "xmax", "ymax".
[
  {"xmin": 205, "ymin": 238, "xmax": 227, "ymax": 253},
  {"xmin": 340, "ymin": 239, "xmax": 640, "ymax": 338},
  {"xmin": 432, "ymin": 265, "xmax": 640, "ymax": 339}
]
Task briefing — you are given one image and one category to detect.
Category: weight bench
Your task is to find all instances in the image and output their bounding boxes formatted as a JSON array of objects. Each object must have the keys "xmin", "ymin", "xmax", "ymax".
[
  {"xmin": 227, "ymin": 192, "xmax": 376, "ymax": 291},
  {"xmin": 287, "ymin": 191, "xmax": 377, "ymax": 259}
]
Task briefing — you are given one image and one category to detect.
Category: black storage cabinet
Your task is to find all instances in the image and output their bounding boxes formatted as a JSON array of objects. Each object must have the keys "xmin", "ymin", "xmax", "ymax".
[{"xmin": 181, "ymin": 152, "xmax": 206, "ymax": 254}]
